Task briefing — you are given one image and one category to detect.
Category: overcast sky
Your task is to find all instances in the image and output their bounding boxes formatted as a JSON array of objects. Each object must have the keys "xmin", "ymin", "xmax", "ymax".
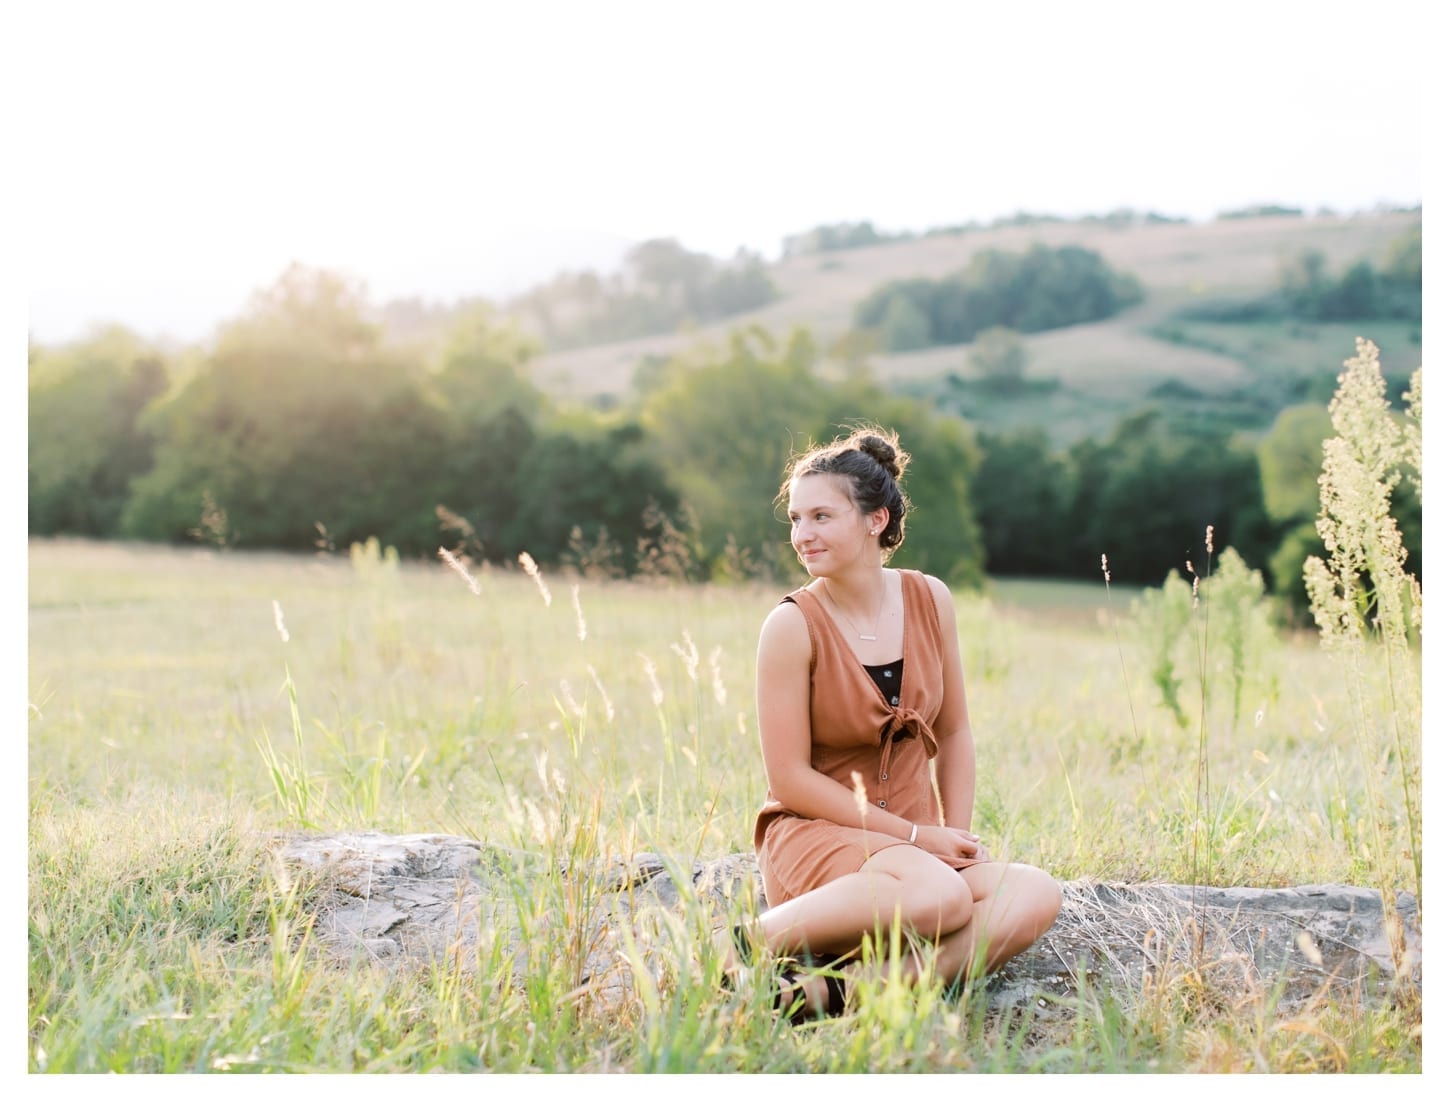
[{"xmin": 20, "ymin": 0, "xmax": 1426, "ymax": 345}]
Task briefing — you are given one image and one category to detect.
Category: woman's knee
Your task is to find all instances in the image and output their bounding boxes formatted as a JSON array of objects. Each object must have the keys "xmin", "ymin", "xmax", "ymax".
[
  {"xmin": 905, "ymin": 870, "xmax": 974, "ymax": 932},
  {"xmin": 1010, "ymin": 864, "xmax": 1063, "ymax": 932},
  {"xmin": 967, "ymin": 862, "xmax": 1062, "ymax": 930},
  {"xmin": 893, "ymin": 858, "xmax": 974, "ymax": 933},
  {"xmin": 865, "ymin": 849, "xmax": 975, "ymax": 933}
]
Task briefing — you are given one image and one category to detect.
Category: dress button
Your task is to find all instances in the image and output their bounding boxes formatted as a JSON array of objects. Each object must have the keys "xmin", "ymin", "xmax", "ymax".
[
  {"xmin": 891, "ymin": 696, "xmax": 899, "ymax": 705},
  {"xmin": 877, "ymin": 799, "xmax": 887, "ymax": 808},
  {"xmin": 880, "ymin": 773, "xmax": 888, "ymax": 781}
]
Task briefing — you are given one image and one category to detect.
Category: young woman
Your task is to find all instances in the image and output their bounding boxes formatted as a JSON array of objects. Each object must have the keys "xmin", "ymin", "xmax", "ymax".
[{"xmin": 721, "ymin": 427, "xmax": 1061, "ymax": 1021}]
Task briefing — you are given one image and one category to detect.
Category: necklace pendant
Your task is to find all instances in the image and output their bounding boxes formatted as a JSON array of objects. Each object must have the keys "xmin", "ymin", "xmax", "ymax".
[{"xmin": 859, "ymin": 633, "xmax": 877, "ymax": 641}]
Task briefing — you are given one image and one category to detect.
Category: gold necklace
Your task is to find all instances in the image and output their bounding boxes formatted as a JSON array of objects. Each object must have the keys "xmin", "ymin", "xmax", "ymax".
[{"xmin": 822, "ymin": 575, "xmax": 887, "ymax": 641}]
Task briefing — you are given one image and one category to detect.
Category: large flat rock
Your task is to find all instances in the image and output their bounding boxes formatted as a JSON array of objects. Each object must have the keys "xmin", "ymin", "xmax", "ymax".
[{"xmin": 277, "ymin": 832, "xmax": 1420, "ymax": 1011}]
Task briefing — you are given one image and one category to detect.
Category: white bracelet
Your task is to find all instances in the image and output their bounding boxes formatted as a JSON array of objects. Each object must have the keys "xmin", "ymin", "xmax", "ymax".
[{"xmin": 908, "ymin": 823, "xmax": 919, "ymax": 845}]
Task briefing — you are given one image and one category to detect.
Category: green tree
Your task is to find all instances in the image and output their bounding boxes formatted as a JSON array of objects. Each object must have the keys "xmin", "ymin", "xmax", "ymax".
[
  {"xmin": 1256, "ymin": 404, "xmax": 1334, "ymax": 605},
  {"xmin": 1257, "ymin": 405, "xmax": 1333, "ymax": 524},
  {"xmin": 880, "ymin": 293, "xmax": 933, "ymax": 352},
  {"xmin": 1378, "ymin": 222, "xmax": 1422, "ymax": 323},
  {"xmin": 122, "ymin": 265, "xmax": 445, "ymax": 551},
  {"xmin": 1322, "ymin": 259, "xmax": 1380, "ymax": 319},
  {"xmin": 1256, "ymin": 391, "xmax": 1420, "ymax": 612},
  {"xmin": 855, "ymin": 279, "xmax": 937, "ymax": 336},
  {"xmin": 512, "ymin": 239, "xmax": 775, "ymax": 350},
  {"xmin": 628, "ymin": 238, "xmax": 712, "ymax": 311},
  {"xmin": 1381, "ymin": 222, "xmax": 1421, "ymax": 286},
  {"xmin": 872, "ymin": 401, "xmax": 984, "ymax": 587},
  {"xmin": 1069, "ymin": 413, "xmax": 1269, "ymax": 585},
  {"xmin": 967, "ymin": 326, "xmax": 1028, "ymax": 393},
  {"xmin": 504, "ymin": 413, "xmax": 681, "ymax": 569},
  {"xmin": 1268, "ymin": 521, "xmax": 1324, "ymax": 615},
  {"xmin": 853, "ymin": 245, "xmax": 1142, "ymax": 351},
  {"xmin": 29, "ymin": 326, "xmax": 168, "ymax": 536},
  {"xmin": 426, "ymin": 304, "xmax": 548, "ymax": 560},
  {"xmin": 1278, "ymin": 248, "xmax": 1331, "ymax": 317},
  {"xmin": 971, "ymin": 429, "xmax": 1071, "ymax": 575},
  {"xmin": 640, "ymin": 327, "xmax": 986, "ymax": 584},
  {"xmin": 432, "ymin": 302, "xmax": 544, "ymax": 423},
  {"xmin": 1276, "ymin": 242, "xmax": 1417, "ymax": 323},
  {"xmin": 641, "ymin": 327, "xmax": 830, "ymax": 574}
]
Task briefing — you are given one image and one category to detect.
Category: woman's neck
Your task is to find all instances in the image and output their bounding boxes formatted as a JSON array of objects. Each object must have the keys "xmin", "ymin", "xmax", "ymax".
[
  {"xmin": 817, "ymin": 566, "xmax": 891, "ymax": 625},
  {"xmin": 819, "ymin": 564, "xmax": 885, "ymax": 599}
]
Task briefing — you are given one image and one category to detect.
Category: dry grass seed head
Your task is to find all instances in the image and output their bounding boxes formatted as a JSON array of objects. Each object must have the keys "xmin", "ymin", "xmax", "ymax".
[{"xmin": 518, "ymin": 551, "xmax": 552, "ymax": 606}]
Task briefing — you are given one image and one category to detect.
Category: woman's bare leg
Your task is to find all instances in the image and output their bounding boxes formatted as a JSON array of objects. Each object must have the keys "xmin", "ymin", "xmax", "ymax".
[
  {"xmin": 927, "ymin": 862, "xmax": 1062, "ymax": 983},
  {"xmin": 718, "ymin": 852, "xmax": 1058, "ymax": 1016},
  {"xmin": 722, "ymin": 859, "xmax": 1060, "ymax": 998},
  {"xmin": 717, "ymin": 845, "xmax": 976, "ymax": 1016},
  {"xmin": 753, "ymin": 844, "xmax": 976, "ymax": 960}
]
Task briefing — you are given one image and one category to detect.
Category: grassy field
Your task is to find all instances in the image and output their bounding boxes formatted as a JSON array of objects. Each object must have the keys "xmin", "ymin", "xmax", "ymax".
[{"xmin": 27, "ymin": 538, "xmax": 1421, "ymax": 1072}]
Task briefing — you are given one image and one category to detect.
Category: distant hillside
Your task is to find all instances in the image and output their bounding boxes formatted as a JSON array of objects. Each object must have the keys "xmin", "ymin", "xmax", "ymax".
[{"xmin": 527, "ymin": 210, "xmax": 1421, "ymax": 443}]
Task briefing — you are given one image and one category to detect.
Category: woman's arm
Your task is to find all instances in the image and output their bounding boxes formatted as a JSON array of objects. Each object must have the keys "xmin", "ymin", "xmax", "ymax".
[
  {"xmin": 925, "ymin": 574, "xmax": 977, "ymax": 831},
  {"xmin": 756, "ymin": 601, "xmax": 919, "ymax": 841}
]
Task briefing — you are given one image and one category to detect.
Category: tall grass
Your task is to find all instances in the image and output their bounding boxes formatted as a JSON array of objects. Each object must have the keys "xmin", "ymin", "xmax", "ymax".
[
  {"xmin": 1174, "ymin": 534, "xmax": 1282, "ymax": 931},
  {"xmin": 1105, "ymin": 337, "xmax": 1422, "ymax": 1010},
  {"xmin": 1302, "ymin": 339, "xmax": 1422, "ymax": 993},
  {"xmin": 27, "ymin": 527, "xmax": 1419, "ymax": 1071}
]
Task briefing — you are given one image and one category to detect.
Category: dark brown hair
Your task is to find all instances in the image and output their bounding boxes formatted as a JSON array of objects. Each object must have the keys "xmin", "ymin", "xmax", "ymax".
[{"xmin": 780, "ymin": 426, "xmax": 912, "ymax": 558}]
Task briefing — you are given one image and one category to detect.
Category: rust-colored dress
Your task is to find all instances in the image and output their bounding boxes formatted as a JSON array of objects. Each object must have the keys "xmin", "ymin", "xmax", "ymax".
[{"xmin": 753, "ymin": 569, "xmax": 976, "ymax": 907}]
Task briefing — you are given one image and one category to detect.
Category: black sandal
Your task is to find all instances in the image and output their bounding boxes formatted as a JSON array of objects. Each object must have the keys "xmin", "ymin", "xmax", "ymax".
[
  {"xmin": 722, "ymin": 926, "xmax": 849, "ymax": 1024},
  {"xmin": 714, "ymin": 923, "xmax": 754, "ymax": 990},
  {"xmin": 774, "ymin": 965, "xmax": 849, "ymax": 1025}
]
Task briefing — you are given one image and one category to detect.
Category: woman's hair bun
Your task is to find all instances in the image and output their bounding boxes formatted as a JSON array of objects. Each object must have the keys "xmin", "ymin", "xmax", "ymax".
[
  {"xmin": 855, "ymin": 431, "xmax": 905, "ymax": 481},
  {"xmin": 779, "ymin": 424, "xmax": 913, "ymax": 559}
]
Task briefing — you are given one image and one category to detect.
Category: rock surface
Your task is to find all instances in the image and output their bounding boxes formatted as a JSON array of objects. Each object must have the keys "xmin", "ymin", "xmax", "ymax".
[{"xmin": 277, "ymin": 832, "xmax": 1421, "ymax": 1012}]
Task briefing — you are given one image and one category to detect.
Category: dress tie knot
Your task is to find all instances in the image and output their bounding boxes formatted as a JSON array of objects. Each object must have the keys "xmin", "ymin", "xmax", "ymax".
[
  {"xmin": 881, "ymin": 706, "xmax": 938, "ymax": 757},
  {"xmin": 876, "ymin": 706, "xmax": 937, "ymax": 791}
]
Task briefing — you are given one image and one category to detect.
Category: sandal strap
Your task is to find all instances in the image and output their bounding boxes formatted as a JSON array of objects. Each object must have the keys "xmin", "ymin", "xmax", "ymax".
[
  {"xmin": 730, "ymin": 923, "xmax": 755, "ymax": 967},
  {"xmin": 773, "ymin": 968, "xmax": 812, "ymax": 1024},
  {"xmin": 775, "ymin": 967, "xmax": 850, "ymax": 1025},
  {"xmin": 717, "ymin": 929, "xmax": 850, "ymax": 1023},
  {"xmin": 820, "ymin": 973, "xmax": 849, "ymax": 1017}
]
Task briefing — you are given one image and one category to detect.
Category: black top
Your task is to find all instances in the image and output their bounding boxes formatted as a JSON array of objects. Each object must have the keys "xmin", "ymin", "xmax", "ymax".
[{"xmin": 862, "ymin": 658, "xmax": 904, "ymax": 708}]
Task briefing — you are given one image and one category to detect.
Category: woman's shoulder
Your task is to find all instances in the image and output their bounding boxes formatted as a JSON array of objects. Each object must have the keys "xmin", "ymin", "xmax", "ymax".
[
  {"xmin": 762, "ymin": 589, "xmax": 812, "ymax": 634},
  {"xmin": 759, "ymin": 595, "xmax": 813, "ymax": 663},
  {"xmin": 895, "ymin": 568, "xmax": 952, "ymax": 602},
  {"xmin": 897, "ymin": 569, "xmax": 957, "ymax": 626}
]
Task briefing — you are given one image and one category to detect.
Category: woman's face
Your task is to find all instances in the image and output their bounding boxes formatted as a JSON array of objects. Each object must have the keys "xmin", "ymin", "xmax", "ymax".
[{"xmin": 786, "ymin": 474, "xmax": 875, "ymax": 575}]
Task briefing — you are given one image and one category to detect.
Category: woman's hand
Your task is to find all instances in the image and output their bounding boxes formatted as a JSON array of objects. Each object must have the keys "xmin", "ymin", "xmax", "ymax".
[{"xmin": 913, "ymin": 824, "xmax": 988, "ymax": 862}]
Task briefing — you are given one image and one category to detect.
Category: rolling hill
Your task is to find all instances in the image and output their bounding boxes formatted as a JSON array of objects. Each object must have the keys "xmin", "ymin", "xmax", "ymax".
[{"xmin": 528, "ymin": 210, "xmax": 1422, "ymax": 443}]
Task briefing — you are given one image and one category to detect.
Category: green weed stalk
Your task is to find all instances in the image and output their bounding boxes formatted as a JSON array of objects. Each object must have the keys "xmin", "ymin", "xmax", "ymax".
[{"xmin": 1303, "ymin": 339, "xmax": 1422, "ymax": 996}]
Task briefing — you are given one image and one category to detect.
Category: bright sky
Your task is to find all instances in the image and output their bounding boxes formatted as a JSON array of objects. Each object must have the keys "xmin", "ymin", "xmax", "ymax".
[{"xmin": 20, "ymin": 0, "xmax": 1426, "ymax": 345}]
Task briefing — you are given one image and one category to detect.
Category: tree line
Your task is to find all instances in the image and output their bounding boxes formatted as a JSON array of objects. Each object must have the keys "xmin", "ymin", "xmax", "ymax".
[
  {"xmin": 781, "ymin": 208, "xmax": 1188, "ymax": 257},
  {"xmin": 28, "ymin": 266, "xmax": 983, "ymax": 585},
  {"xmin": 1173, "ymin": 221, "xmax": 1422, "ymax": 328},
  {"xmin": 376, "ymin": 238, "xmax": 777, "ymax": 358},
  {"xmin": 853, "ymin": 243, "xmax": 1145, "ymax": 353},
  {"xmin": 28, "ymin": 264, "xmax": 1419, "ymax": 604}
]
